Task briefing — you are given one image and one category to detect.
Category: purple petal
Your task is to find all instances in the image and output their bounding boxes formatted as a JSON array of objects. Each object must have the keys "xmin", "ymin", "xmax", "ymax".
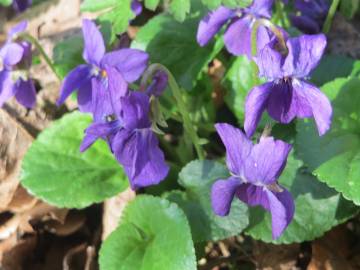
[
  {"xmin": 0, "ymin": 70, "xmax": 16, "ymax": 107},
  {"xmin": 8, "ymin": 21, "xmax": 28, "ymax": 39},
  {"xmin": 131, "ymin": 0, "xmax": 142, "ymax": 16},
  {"xmin": 211, "ymin": 177, "xmax": 242, "ymax": 216},
  {"xmin": 215, "ymin": 123, "xmax": 252, "ymax": 175},
  {"xmin": 107, "ymin": 67, "xmax": 128, "ymax": 117},
  {"xmin": 146, "ymin": 70, "xmax": 168, "ymax": 97},
  {"xmin": 80, "ymin": 121, "xmax": 120, "ymax": 152},
  {"xmin": 293, "ymin": 80, "xmax": 332, "ymax": 136},
  {"xmin": 12, "ymin": 0, "xmax": 32, "ymax": 12},
  {"xmin": 82, "ymin": 19, "xmax": 105, "ymax": 66},
  {"xmin": 247, "ymin": 0, "xmax": 274, "ymax": 18},
  {"xmin": 236, "ymin": 184, "xmax": 294, "ymax": 239},
  {"xmin": 0, "ymin": 43, "xmax": 24, "ymax": 67},
  {"xmin": 283, "ymin": 34, "xmax": 327, "ymax": 78},
  {"xmin": 121, "ymin": 92, "xmax": 151, "ymax": 130},
  {"xmin": 290, "ymin": 15, "xmax": 321, "ymax": 34},
  {"xmin": 244, "ymin": 137, "xmax": 292, "ymax": 185},
  {"xmin": 101, "ymin": 49, "xmax": 149, "ymax": 83},
  {"xmin": 91, "ymin": 77, "xmax": 113, "ymax": 122},
  {"xmin": 255, "ymin": 39, "xmax": 284, "ymax": 80},
  {"xmin": 244, "ymin": 82, "xmax": 272, "ymax": 137},
  {"xmin": 265, "ymin": 188, "xmax": 294, "ymax": 239},
  {"xmin": 77, "ymin": 79, "xmax": 93, "ymax": 113},
  {"xmin": 57, "ymin": 64, "xmax": 93, "ymax": 107},
  {"xmin": 224, "ymin": 17, "xmax": 252, "ymax": 57},
  {"xmin": 266, "ymin": 81, "xmax": 298, "ymax": 124},
  {"xmin": 197, "ymin": 6, "xmax": 235, "ymax": 47},
  {"xmin": 111, "ymin": 128, "xmax": 169, "ymax": 189},
  {"xmin": 15, "ymin": 79, "xmax": 36, "ymax": 108}
]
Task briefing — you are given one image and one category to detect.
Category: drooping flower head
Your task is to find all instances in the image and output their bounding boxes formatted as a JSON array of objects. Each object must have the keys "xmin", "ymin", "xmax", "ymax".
[
  {"xmin": 57, "ymin": 19, "xmax": 149, "ymax": 121},
  {"xmin": 244, "ymin": 33, "xmax": 332, "ymax": 137},
  {"xmin": 80, "ymin": 68, "xmax": 169, "ymax": 189},
  {"xmin": 197, "ymin": 0, "xmax": 274, "ymax": 58},
  {"xmin": 13, "ymin": 0, "xmax": 32, "ymax": 13},
  {"xmin": 212, "ymin": 123, "xmax": 294, "ymax": 239},
  {"xmin": 290, "ymin": 0, "xmax": 329, "ymax": 34},
  {"xmin": 0, "ymin": 21, "xmax": 36, "ymax": 108}
]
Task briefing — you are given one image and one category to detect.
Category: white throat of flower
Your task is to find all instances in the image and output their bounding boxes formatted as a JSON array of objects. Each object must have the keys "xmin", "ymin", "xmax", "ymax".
[
  {"xmin": 0, "ymin": 57, "xmax": 3, "ymax": 72},
  {"xmin": 11, "ymin": 70, "xmax": 29, "ymax": 82}
]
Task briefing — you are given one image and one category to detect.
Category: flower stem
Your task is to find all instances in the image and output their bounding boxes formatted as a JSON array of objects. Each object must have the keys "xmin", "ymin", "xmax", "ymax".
[
  {"xmin": 20, "ymin": 33, "xmax": 62, "ymax": 81},
  {"xmin": 323, "ymin": 0, "xmax": 340, "ymax": 33},
  {"xmin": 142, "ymin": 64, "xmax": 205, "ymax": 160}
]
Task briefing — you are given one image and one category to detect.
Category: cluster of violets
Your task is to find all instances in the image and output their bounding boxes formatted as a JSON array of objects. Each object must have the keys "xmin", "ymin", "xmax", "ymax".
[
  {"xmin": 0, "ymin": 0, "xmax": 333, "ymax": 239},
  {"xmin": 198, "ymin": 0, "xmax": 332, "ymax": 239}
]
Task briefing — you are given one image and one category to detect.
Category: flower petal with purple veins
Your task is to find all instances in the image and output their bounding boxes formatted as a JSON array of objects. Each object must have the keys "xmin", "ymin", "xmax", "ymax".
[
  {"xmin": 215, "ymin": 123, "xmax": 253, "ymax": 175},
  {"xmin": 82, "ymin": 19, "xmax": 105, "ymax": 66},
  {"xmin": 290, "ymin": 14, "xmax": 321, "ymax": 35},
  {"xmin": 57, "ymin": 64, "xmax": 93, "ymax": 107},
  {"xmin": 15, "ymin": 79, "xmax": 36, "ymax": 108},
  {"xmin": 107, "ymin": 67, "xmax": 129, "ymax": 117},
  {"xmin": 255, "ymin": 39, "xmax": 284, "ymax": 80},
  {"xmin": 197, "ymin": 6, "xmax": 236, "ymax": 47},
  {"xmin": 244, "ymin": 82, "xmax": 272, "ymax": 137},
  {"xmin": 211, "ymin": 177, "xmax": 242, "ymax": 216},
  {"xmin": 224, "ymin": 17, "xmax": 253, "ymax": 57},
  {"xmin": 121, "ymin": 92, "xmax": 151, "ymax": 130},
  {"xmin": 244, "ymin": 137, "xmax": 292, "ymax": 185},
  {"xmin": 247, "ymin": 0, "xmax": 274, "ymax": 18},
  {"xmin": 293, "ymin": 80, "xmax": 332, "ymax": 136},
  {"xmin": 101, "ymin": 49, "xmax": 149, "ymax": 83},
  {"xmin": 283, "ymin": 34, "xmax": 327, "ymax": 78}
]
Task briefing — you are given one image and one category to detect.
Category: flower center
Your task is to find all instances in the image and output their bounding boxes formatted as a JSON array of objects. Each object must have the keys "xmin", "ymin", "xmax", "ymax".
[{"xmin": 101, "ymin": 69, "xmax": 107, "ymax": 78}]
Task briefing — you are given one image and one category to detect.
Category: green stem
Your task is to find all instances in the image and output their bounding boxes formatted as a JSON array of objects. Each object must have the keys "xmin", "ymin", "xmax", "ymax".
[
  {"xmin": 142, "ymin": 64, "xmax": 205, "ymax": 160},
  {"xmin": 323, "ymin": 0, "xmax": 340, "ymax": 33},
  {"xmin": 275, "ymin": 0, "xmax": 287, "ymax": 28},
  {"xmin": 20, "ymin": 33, "xmax": 62, "ymax": 81}
]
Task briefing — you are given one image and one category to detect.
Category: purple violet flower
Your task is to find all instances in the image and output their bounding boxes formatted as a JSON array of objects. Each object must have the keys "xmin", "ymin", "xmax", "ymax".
[
  {"xmin": 0, "ymin": 21, "xmax": 36, "ymax": 108},
  {"xmin": 13, "ymin": 0, "xmax": 32, "ymax": 13},
  {"xmin": 131, "ymin": 0, "xmax": 142, "ymax": 16},
  {"xmin": 244, "ymin": 33, "xmax": 332, "ymax": 137},
  {"xmin": 212, "ymin": 123, "xmax": 294, "ymax": 239},
  {"xmin": 57, "ymin": 19, "xmax": 149, "ymax": 121},
  {"xmin": 80, "ymin": 68, "xmax": 169, "ymax": 189},
  {"xmin": 197, "ymin": 0, "xmax": 274, "ymax": 58},
  {"xmin": 146, "ymin": 70, "xmax": 168, "ymax": 97},
  {"xmin": 290, "ymin": 0, "xmax": 329, "ymax": 34}
]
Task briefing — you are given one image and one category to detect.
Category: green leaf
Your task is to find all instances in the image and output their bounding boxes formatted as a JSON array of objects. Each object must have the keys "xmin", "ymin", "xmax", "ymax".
[
  {"xmin": 246, "ymin": 154, "xmax": 358, "ymax": 243},
  {"xmin": 223, "ymin": 55, "xmax": 258, "ymax": 122},
  {"xmin": 296, "ymin": 77, "xmax": 360, "ymax": 205},
  {"xmin": 340, "ymin": 0, "xmax": 359, "ymax": 19},
  {"xmin": 170, "ymin": 0, "xmax": 191, "ymax": 22},
  {"xmin": 144, "ymin": 0, "xmax": 161, "ymax": 10},
  {"xmin": 310, "ymin": 54, "xmax": 359, "ymax": 86},
  {"xmin": 201, "ymin": 0, "xmax": 221, "ymax": 9},
  {"xmin": 53, "ymin": 35, "xmax": 83, "ymax": 79},
  {"xmin": 21, "ymin": 112, "xmax": 128, "ymax": 209},
  {"xmin": 99, "ymin": 195, "xmax": 196, "ymax": 270},
  {"xmin": 0, "ymin": 0, "xmax": 12, "ymax": 6},
  {"xmin": 132, "ymin": 14, "xmax": 223, "ymax": 90},
  {"xmin": 99, "ymin": 0, "xmax": 135, "ymax": 39},
  {"xmin": 165, "ymin": 160, "xmax": 249, "ymax": 243},
  {"xmin": 80, "ymin": 0, "xmax": 117, "ymax": 12}
]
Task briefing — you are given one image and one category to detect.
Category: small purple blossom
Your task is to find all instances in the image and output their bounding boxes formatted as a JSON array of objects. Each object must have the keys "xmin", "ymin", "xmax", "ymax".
[
  {"xmin": 13, "ymin": 0, "xmax": 32, "ymax": 13},
  {"xmin": 290, "ymin": 0, "xmax": 329, "ymax": 34},
  {"xmin": 80, "ymin": 68, "xmax": 169, "ymax": 189},
  {"xmin": 244, "ymin": 33, "xmax": 332, "ymax": 137},
  {"xmin": 57, "ymin": 19, "xmax": 149, "ymax": 121},
  {"xmin": 146, "ymin": 70, "xmax": 168, "ymax": 97},
  {"xmin": 0, "ymin": 21, "xmax": 36, "ymax": 108},
  {"xmin": 197, "ymin": 0, "xmax": 274, "ymax": 58},
  {"xmin": 212, "ymin": 123, "xmax": 294, "ymax": 239},
  {"xmin": 131, "ymin": 0, "xmax": 142, "ymax": 16}
]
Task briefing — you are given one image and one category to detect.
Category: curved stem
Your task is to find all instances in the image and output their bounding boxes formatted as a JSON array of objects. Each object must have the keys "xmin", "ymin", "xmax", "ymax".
[
  {"xmin": 323, "ymin": 0, "xmax": 340, "ymax": 33},
  {"xmin": 142, "ymin": 64, "xmax": 205, "ymax": 160},
  {"xmin": 20, "ymin": 33, "xmax": 62, "ymax": 81}
]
